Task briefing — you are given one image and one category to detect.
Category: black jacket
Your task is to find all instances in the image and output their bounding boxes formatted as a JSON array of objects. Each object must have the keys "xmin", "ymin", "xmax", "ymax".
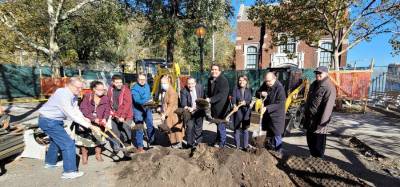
[
  {"xmin": 207, "ymin": 74, "xmax": 230, "ymax": 119},
  {"xmin": 256, "ymin": 80, "xmax": 286, "ymax": 136},
  {"xmin": 304, "ymin": 77, "xmax": 336, "ymax": 133},
  {"xmin": 231, "ymin": 87, "xmax": 253, "ymax": 129},
  {"xmin": 180, "ymin": 84, "xmax": 205, "ymax": 108}
]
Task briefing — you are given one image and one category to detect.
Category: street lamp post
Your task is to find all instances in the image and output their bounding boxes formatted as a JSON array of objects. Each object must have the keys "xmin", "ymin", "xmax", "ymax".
[{"xmin": 195, "ymin": 25, "xmax": 206, "ymax": 73}]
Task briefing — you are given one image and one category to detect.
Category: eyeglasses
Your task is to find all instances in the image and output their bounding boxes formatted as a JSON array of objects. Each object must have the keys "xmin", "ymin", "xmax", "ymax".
[
  {"xmin": 71, "ymin": 84, "xmax": 83, "ymax": 90},
  {"xmin": 315, "ymin": 72, "xmax": 322, "ymax": 75}
]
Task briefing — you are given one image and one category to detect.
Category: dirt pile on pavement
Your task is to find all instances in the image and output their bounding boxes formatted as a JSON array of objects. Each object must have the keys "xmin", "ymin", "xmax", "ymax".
[
  {"xmin": 112, "ymin": 143, "xmax": 367, "ymax": 187},
  {"xmin": 279, "ymin": 156, "xmax": 367, "ymax": 186},
  {"xmin": 114, "ymin": 144, "xmax": 293, "ymax": 187}
]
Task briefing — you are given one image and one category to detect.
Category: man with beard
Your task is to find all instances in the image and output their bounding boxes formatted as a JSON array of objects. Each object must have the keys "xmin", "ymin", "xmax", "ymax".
[{"xmin": 107, "ymin": 75, "xmax": 133, "ymax": 155}]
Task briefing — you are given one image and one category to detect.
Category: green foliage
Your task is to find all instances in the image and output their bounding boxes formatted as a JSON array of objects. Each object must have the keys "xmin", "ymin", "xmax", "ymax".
[
  {"xmin": 57, "ymin": 2, "xmax": 126, "ymax": 64},
  {"xmin": 130, "ymin": 0, "xmax": 234, "ymax": 67},
  {"xmin": 0, "ymin": 0, "xmax": 48, "ymax": 53}
]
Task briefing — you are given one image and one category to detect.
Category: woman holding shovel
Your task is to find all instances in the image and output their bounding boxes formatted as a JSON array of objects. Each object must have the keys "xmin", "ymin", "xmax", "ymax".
[
  {"xmin": 231, "ymin": 75, "xmax": 253, "ymax": 151},
  {"xmin": 76, "ymin": 81, "xmax": 110, "ymax": 164}
]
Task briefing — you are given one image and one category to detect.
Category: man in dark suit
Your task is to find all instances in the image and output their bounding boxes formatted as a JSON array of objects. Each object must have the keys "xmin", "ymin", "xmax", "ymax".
[
  {"xmin": 206, "ymin": 64, "xmax": 230, "ymax": 148},
  {"xmin": 256, "ymin": 72, "xmax": 286, "ymax": 153},
  {"xmin": 180, "ymin": 77, "xmax": 205, "ymax": 148}
]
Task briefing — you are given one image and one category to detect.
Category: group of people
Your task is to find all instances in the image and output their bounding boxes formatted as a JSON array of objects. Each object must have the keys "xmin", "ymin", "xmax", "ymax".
[{"xmin": 37, "ymin": 64, "xmax": 336, "ymax": 179}]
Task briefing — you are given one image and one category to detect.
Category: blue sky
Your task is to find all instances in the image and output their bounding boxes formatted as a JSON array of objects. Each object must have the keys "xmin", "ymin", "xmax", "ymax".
[{"xmin": 230, "ymin": 0, "xmax": 400, "ymax": 67}]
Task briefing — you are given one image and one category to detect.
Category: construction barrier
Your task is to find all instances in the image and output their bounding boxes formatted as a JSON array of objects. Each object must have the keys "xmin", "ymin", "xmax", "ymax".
[
  {"xmin": 0, "ymin": 64, "xmax": 377, "ymax": 101},
  {"xmin": 329, "ymin": 70, "xmax": 372, "ymax": 100},
  {"xmin": 0, "ymin": 64, "xmax": 134, "ymax": 100},
  {"xmin": 40, "ymin": 77, "xmax": 70, "ymax": 97}
]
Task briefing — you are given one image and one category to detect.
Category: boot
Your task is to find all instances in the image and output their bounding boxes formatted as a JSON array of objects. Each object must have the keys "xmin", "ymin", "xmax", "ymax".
[
  {"xmin": 81, "ymin": 147, "xmax": 88, "ymax": 165},
  {"xmin": 95, "ymin": 146, "xmax": 104, "ymax": 162}
]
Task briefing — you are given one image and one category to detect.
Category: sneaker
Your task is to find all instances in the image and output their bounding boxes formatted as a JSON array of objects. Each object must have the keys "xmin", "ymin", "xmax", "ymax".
[
  {"xmin": 171, "ymin": 142, "xmax": 183, "ymax": 149},
  {"xmin": 44, "ymin": 162, "xmax": 63, "ymax": 169},
  {"xmin": 61, "ymin": 171, "xmax": 84, "ymax": 179}
]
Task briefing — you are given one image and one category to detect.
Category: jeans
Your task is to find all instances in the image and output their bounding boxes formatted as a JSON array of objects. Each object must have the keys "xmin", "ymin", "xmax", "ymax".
[
  {"xmin": 216, "ymin": 123, "xmax": 227, "ymax": 147},
  {"xmin": 234, "ymin": 129, "xmax": 249, "ymax": 149},
  {"xmin": 134, "ymin": 109, "xmax": 155, "ymax": 148},
  {"xmin": 269, "ymin": 135, "xmax": 283, "ymax": 151},
  {"xmin": 306, "ymin": 131, "xmax": 326, "ymax": 158},
  {"xmin": 38, "ymin": 116, "xmax": 77, "ymax": 172}
]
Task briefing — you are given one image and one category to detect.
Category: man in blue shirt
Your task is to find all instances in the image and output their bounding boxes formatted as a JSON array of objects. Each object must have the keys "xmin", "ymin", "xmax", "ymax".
[{"xmin": 131, "ymin": 73, "xmax": 155, "ymax": 153}]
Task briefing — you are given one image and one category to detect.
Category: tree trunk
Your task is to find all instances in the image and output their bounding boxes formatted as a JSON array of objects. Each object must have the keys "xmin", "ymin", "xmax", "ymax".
[
  {"xmin": 334, "ymin": 49, "xmax": 340, "ymax": 70},
  {"xmin": 166, "ymin": 37, "xmax": 174, "ymax": 63},
  {"xmin": 166, "ymin": 0, "xmax": 178, "ymax": 64},
  {"xmin": 49, "ymin": 25, "xmax": 61, "ymax": 77},
  {"xmin": 333, "ymin": 35, "xmax": 340, "ymax": 70}
]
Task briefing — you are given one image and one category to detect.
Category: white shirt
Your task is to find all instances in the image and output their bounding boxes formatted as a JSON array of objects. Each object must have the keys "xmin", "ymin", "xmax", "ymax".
[
  {"xmin": 190, "ymin": 89, "xmax": 197, "ymax": 109},
  {"xmin": 39, "ymin": 87, "xmax": 91, "ymax": 128}
]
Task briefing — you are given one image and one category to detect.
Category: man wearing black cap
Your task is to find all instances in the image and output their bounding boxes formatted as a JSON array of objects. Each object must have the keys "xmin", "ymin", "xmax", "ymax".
[{"xmin": 303, "ymin": 66, "xmax": 336, "ymax": 158}]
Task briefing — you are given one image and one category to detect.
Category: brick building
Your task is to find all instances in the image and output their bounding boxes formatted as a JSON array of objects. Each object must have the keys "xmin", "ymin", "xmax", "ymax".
[{"xmin": 234, "ymin": 4, "xmax": 347, "ymax": 70}]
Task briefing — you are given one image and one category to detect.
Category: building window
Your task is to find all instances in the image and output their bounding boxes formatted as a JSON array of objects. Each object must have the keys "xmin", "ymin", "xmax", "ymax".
[
  {"xmin": 319, "ymin": 42, "xmax": 332, "ymax": 67},
  {"xmin": 279, "ymin": 36, "xmax": 296, "ymax": 53},
  {"xmin": 246, "ymin": 46, "xmax": 257, "ymax": 69},
  {"xmin": 279, "ymin": 43, "xmax": 296, "ymax": 53}
]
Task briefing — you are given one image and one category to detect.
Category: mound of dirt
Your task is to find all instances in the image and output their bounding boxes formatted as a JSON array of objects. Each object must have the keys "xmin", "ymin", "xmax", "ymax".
[
  {"xmin": 112, "ymin": 144, "xmax": 367, "ymax": 187},
  {"xmin": 113, "ymin": 144, "xmax": 293, "ymax": 187}
]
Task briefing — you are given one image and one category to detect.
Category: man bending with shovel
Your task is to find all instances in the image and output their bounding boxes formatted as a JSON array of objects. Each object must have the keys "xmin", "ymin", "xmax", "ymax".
[{"xmin": 38, "ymin": 77, "xmax": 102, "ymax": 179}]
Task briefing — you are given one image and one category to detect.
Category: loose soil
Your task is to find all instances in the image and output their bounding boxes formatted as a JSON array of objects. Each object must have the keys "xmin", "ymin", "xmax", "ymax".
[{"xmin": 112, "ymin": 143, "xmax": 366, "ymax": 187}]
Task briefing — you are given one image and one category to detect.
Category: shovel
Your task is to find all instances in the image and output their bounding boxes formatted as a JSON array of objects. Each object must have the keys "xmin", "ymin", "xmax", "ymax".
[{"xmin": 252, "ymin": 96, "xmax": 268, "ymax": 138}]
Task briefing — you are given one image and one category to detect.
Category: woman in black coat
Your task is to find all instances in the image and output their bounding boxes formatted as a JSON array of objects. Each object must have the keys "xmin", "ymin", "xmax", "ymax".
[{"xmin": 231, "ymin": 75, "xmax": 253, "ymax": 150}]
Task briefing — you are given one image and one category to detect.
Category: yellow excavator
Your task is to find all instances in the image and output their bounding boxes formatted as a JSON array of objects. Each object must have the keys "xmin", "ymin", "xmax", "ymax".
[{"xmin": 134, "ymin": 59, "xmax": 182, "ymax": 102}]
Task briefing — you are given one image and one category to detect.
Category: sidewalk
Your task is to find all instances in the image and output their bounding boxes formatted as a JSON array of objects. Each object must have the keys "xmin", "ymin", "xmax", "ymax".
[{"xmin": 330, "ymin": 112, "xmax": 400, "ymax": 159}]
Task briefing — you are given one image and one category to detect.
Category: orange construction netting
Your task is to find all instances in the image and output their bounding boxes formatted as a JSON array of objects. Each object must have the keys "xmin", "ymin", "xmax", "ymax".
[{"xmin": 329, "ymin": 70, "xmax": 372, "ymax": 100}]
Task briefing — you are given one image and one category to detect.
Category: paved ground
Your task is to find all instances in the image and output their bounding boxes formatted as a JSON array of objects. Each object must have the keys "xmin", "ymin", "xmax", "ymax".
[
  {"xmin": 330, "ymin": 112, "xmax": 400, "ymax": 159},
  {"xmin": 1, "ymin": 103, "xmax": 400, "ymax": 186}
]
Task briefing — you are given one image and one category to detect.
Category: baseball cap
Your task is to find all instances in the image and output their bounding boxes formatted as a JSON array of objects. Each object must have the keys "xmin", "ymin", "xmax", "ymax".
[{"xmin": 314, "ymin": 66, "xmax": 328, "ymax": 73}]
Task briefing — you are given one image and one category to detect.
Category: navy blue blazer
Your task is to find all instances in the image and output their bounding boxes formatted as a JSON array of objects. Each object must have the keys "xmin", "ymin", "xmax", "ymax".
[
  {"xmin": 180, "ymin": 84, "xmax": 204, "ymax": 108},
  {"xmin": 231, "ymin": 87, "xmax": 252, "ymax": 128}
]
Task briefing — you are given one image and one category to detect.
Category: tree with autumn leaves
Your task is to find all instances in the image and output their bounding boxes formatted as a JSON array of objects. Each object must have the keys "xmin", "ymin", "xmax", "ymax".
[{"xmin": 248, "ymin": 0, "xmax": 400, "ymax": 70}]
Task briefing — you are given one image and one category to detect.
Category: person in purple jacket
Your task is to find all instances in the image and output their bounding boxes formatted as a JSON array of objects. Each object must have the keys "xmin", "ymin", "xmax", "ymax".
[{"xmin": 76, "ymin": 81, "xmax": 110, "ymax": 164}]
